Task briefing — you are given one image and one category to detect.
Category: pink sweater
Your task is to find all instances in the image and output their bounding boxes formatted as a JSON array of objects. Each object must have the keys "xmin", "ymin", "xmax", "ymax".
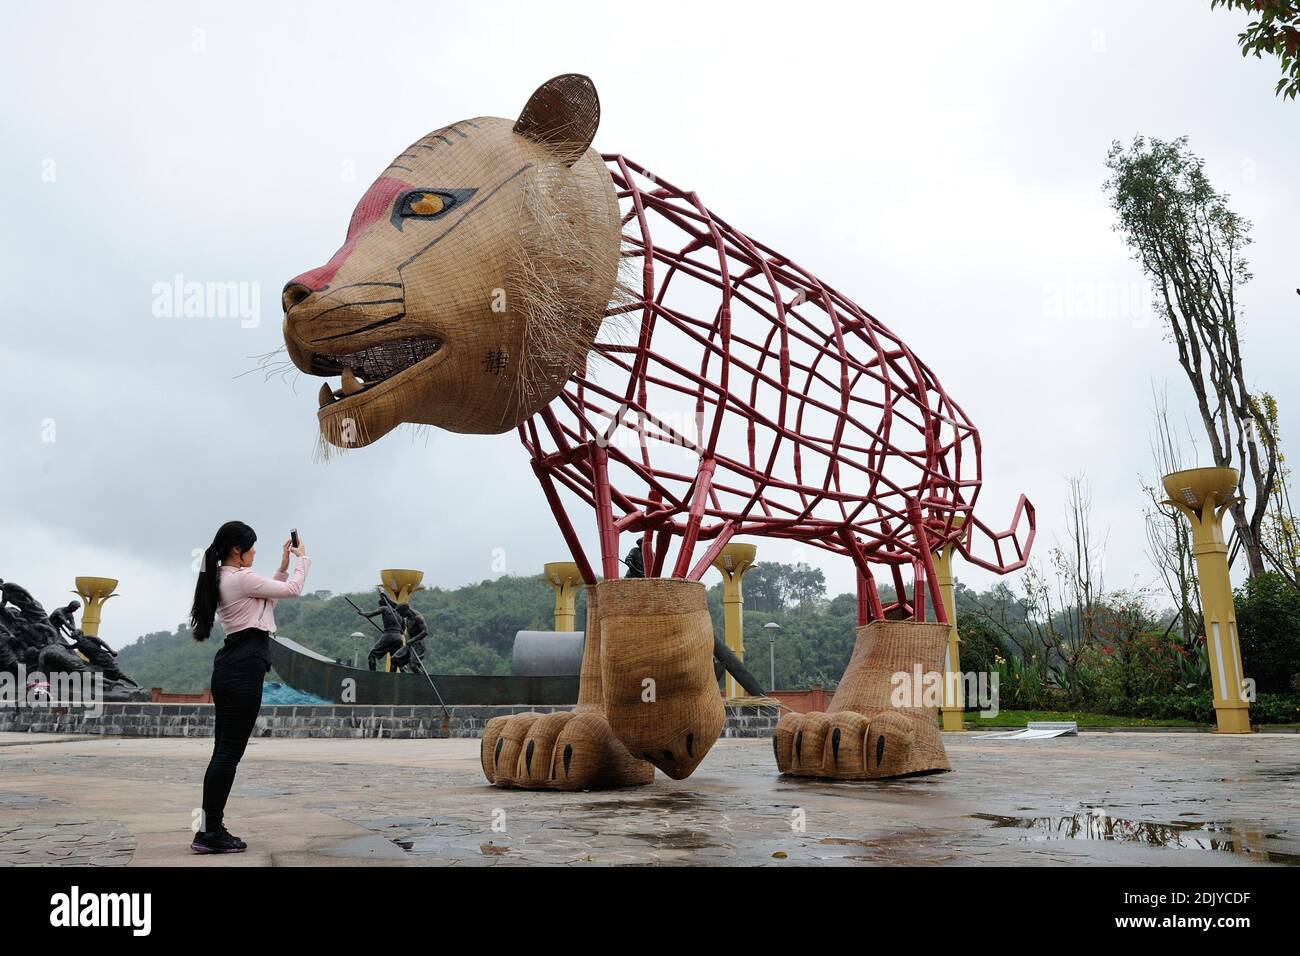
[{"xmin": 216, "ymin": 557, "xmax": 310, "ymax": 635}]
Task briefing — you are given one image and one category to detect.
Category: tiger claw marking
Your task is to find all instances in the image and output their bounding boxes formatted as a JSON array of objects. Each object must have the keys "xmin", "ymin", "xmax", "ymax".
[{"xmin": 480, "ymin": 711, "xmax": 653, "ymax": 791}]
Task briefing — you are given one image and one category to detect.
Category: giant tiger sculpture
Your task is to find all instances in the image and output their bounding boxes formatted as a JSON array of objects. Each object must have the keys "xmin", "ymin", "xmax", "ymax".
[{"xmin": 282, "ymin": 74, "xmax": 1035, "ymax": 789}]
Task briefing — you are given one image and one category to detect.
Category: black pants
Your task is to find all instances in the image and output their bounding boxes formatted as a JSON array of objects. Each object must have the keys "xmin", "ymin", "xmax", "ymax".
[
  {"xmin": 201, "ymin": 658, "xmax": 264, "ymax": 832},
  {"xmin": 368, "ymin": 633, "xmax": 404, "ymax": 670}
]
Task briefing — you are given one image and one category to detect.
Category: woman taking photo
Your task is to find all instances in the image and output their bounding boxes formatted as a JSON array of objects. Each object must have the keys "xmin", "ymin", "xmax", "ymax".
[{"xmin": 188, "ymin": 520, "xmax": 309, "ymax": 853}]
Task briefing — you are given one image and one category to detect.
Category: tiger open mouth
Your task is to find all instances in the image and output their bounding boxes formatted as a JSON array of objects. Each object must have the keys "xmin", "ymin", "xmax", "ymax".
[{"xmin": 313, "ymin": 336, "xmax": 444, "ymax": 409}]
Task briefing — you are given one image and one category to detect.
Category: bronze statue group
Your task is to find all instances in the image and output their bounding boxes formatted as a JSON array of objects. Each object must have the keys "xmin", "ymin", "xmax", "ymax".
[
  {"xmin": 0, "ymin": 578, "xmax": 144, "ymax": 700},
  {"xmin": 350, "ymin": 591, "xmax": 428, "ymax": 673}
]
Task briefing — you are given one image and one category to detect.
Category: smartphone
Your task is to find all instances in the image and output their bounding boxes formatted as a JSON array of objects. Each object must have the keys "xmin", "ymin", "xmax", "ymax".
[{"xmin": 290, "ymin": 528, "xmax": 299, "ymax": 548}]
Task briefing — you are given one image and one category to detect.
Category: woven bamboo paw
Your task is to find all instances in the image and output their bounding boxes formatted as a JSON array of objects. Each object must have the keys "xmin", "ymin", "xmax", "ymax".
[
  {"xmin": 478, "ymin": 577, "xmax": 725, "ymax": 790},
  {"xmin": 773, "ymin": 708, "xmax": 947, "ymax": 779},
  {"xmin": 481, "ymin": 710, "xmax": 654, "ymax": 790},
  {"xmin": 597, "ymin": 578, "xmax": 726, "ymax": 779},
  {"xmin": 773, "ymin": 620, "xmax": 952, "ymax": 780}
]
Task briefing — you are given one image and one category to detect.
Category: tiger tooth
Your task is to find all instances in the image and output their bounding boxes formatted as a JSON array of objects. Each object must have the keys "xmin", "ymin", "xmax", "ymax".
[
  {"xmin": 318, "ymin": 383, "xmax": 335, "ymax": 408},
  {"xmin": 341, "ymin": 367, "xmax": 363, "ymax": 396}
]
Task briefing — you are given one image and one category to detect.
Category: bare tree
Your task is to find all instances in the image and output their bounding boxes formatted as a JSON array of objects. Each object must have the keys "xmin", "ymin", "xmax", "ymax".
[
  {"xmin": 976, "ymin": 578, "xmax": 1057, "ymax": 686},
  {"xmin": 1048, "ymin": 475, "xmax": 1107, "ymax": 699},
  {"xmin": 974, "ymin": 475, "xmax": 1106, "ymax": 704},
  {"xmin": 1105, "ymin": 136, "xmax": 1277, "ymax": 577},
  {"xmin": 1140, "ymin": 383, "xmax": 1201, "ymax": 642},
  {"xmin": 1255, "ymin": 393, "xmax": 1300, "ymax": 585}
]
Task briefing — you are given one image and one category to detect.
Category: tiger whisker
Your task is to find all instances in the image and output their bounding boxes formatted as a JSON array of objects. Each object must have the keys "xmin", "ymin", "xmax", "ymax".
[{"xmin": 236, "ymin": 347, "xmax": 302, "ymax": 393}]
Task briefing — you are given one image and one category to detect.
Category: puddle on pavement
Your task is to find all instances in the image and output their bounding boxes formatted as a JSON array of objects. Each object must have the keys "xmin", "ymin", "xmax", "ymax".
[
  {"xmin": 1221, "ymin": 767, "xmax": 1300, "ymax": 783},
  {"xmin": 0, "ymin": 792, "xmax": 61, "ymax": 807},
  {"xmin": 319, "ymin": 833, "xmax": 409, "ymax": 860},
  {"xmin": 970, "ymin": 812, "xmax": 1298, "ymax": 864},
  {"xmin": 623, "ymin": 829, "xmax": 727, "ymax": 850},
  {"xmin": 582, "ymin": 792, "xmax": 712, "ymax": 814},
  {"xmin": 777, "ymin": 776, "xmax": 943, "ymax": 795},
  {"xmin": 1251, "ymin": 767, "xmax": 1300, "ymax": 779}
]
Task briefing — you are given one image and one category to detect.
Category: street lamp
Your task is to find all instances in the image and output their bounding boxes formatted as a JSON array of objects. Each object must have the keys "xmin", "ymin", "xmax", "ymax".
[
  {"xmin": 763, "ymin": 622, "xmax": 781, "ymax": 692},
  {"xmin": 349, "ymin": 631, "xmax": 367, "ymax": 669}
]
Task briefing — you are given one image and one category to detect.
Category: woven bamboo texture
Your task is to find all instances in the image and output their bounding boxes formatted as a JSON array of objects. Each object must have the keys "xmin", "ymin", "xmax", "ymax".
[
  {"xmin": 278, "ymin": 73, "xmax": 1039, "ymax": 790},
  {"xmin": 773, "ymin": 620, "xmax": 952, "ymax": 779},
  {"xmin": 481, "ymin": 577, "xmax": 723, "ymax": 789},
  {"xmin": 283, "ymin": 75, "xmax": 622, "ymax": 454},
  {"xmin": 596, "ymin": 577, "xmax": 725, "ymax": 779}
]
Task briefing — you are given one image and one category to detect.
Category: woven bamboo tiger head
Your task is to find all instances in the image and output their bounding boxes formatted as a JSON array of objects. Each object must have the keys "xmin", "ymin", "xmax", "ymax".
[{"xmin": 282, "ymin": 74, "xmax": 622, "ymax": 447}]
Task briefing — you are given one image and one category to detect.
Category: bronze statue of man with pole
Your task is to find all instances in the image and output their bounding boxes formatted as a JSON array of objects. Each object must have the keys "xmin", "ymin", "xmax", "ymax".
[{"xmin": 356, "ymin": 591, "xmax": 406, "ymax": 671}]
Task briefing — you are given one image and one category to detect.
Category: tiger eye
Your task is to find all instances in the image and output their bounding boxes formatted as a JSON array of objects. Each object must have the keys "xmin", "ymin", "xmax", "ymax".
[{"xmin": 409, "ymin": 193, "xmax": 444, "ymax": 216}]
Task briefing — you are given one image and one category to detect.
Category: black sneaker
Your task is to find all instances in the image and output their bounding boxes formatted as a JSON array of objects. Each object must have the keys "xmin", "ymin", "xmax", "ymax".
[
  {"xmin": 222, "ymin": 828, "xmax": 248, "ymax": 850},
  {"xmin": 191, "ymin": 828, "xmax": 246, "ymax": 854}
]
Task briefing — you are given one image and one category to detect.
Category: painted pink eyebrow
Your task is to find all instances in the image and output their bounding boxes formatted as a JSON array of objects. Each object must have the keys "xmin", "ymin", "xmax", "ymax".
[{"xmin": 286, "ymin": 176, "xmax": 409, "ymax": 291}]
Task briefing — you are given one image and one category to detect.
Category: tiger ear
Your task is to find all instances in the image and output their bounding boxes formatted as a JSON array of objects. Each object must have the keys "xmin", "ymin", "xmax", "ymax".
[{"xmin": 514, "ymin": 74, "xmax": 600, "ymax": 166}]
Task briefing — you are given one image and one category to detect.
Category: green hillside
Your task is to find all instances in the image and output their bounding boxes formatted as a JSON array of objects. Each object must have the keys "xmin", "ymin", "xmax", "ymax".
[
  {"xmin": 112, "ymin": 563, "xmax": 871, "ymax": 695},
  {"xmin": 116, "ymin": 573, "xmax": 569, "ymax": 693}
]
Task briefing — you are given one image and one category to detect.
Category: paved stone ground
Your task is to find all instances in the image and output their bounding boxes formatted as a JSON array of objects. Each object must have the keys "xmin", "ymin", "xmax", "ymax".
[{"xmin": 0, "ymin": 731, "xmax": 1295, "ymax": 866}]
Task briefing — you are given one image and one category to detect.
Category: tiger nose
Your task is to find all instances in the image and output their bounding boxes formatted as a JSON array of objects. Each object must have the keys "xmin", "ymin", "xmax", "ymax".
[{"xmin": 282, "ymin": 283, "xmax": 312, "ymax": 314}]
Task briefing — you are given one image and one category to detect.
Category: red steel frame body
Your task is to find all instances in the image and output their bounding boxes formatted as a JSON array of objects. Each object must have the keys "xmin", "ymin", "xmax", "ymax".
[{"xmin": 518, "ymin": 155, "xmax": 1035, "ymax": 625}]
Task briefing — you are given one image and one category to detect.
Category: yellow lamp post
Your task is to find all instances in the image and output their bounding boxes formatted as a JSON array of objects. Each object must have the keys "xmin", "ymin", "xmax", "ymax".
[
  {"xmin": 1161, "ymin": 467, "xmax": 1251, "ymax": 734},
  {"xmin": 378, "ymin": 569, "xmax": 424, "ymax": 672},
  {"xmin": 543, "ymin": 561, "xmax": 582, "ymax": 632},
  {"xmin": 73, "ymin": 577, "xmax": 119, "ymax": 638},
  {"xmin": 932, "ymin": 519, "xmax": 965, "ymax": 732},
  {"xmin": 712, "ymin": 542, "xmax": 757, "ymax": 700}
]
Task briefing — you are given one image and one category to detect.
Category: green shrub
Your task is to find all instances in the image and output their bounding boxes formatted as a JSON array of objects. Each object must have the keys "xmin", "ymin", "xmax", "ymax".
[
  {"xmin": 1105, "ymin": 691, "xmax": 1300, "ymax": 725},
  {"xmin": 1235, "ymin": 572, "xmax": 1300, "ymax": 693},
  {"xmin": 955, "ymin": 612, "xmax": 1003, "ymax": 680},
  {"xmin": 1120, "ymin": 692, "xmax": 1216, "ymax": 724},
  {"xmin": 995, "ymin": 653, "xmax": 1051, "ymax": 710},
  {"xmin": 1249, "ymin": 692, "xmax": 1300, "ymax": 724}
]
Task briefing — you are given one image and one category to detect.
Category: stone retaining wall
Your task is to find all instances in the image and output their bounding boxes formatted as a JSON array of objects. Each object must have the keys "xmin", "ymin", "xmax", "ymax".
[{"xmin": 0, "ymin": 702, "xmax": 780, "ymax": 740}]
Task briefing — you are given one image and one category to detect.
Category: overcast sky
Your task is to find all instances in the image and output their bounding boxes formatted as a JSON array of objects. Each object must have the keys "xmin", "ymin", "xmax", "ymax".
[{"xmin": 1, "ymin": 0, "xmax": 1296, "ymax": 647}]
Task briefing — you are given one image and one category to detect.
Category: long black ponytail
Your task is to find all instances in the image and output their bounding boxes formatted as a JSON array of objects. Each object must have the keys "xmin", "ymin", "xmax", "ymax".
[{"xmin": 189, "ymin": 521, "xmax": 257, "ymax": 642}]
